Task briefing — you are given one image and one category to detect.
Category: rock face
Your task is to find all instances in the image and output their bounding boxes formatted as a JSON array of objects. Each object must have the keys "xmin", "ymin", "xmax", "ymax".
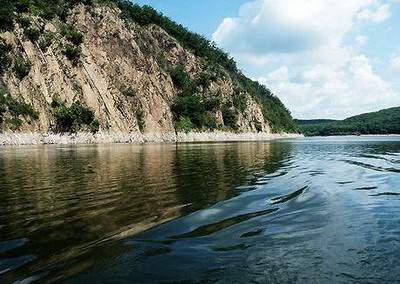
[{"xmin": 0, "ymin": 4, "xmax": 274, "ymax": 137}]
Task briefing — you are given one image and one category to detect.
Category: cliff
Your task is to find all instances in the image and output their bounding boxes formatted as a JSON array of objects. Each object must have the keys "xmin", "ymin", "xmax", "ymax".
[{"xmin": 0, "ymin": 1, "xmax": 298, "ymax": 143}]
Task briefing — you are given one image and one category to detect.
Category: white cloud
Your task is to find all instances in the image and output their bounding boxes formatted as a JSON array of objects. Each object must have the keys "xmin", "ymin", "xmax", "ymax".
[
  {"xmin": 355, "ymin": 35, "xmax": 368, "ymax": 47},
  {"xmin": 392, "ymin": 56, "xmax": 400, "ymax": 71},
  {"xmin": 357, "ymin": 3, "xmax": 391, "ymax": 22},
  {"xmin": 212, "ymin": 0, "xmax": 398, "ymax": 118}
]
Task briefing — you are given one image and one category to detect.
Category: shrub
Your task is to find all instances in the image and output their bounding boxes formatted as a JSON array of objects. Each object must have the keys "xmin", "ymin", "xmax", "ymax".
[
  {"xmin": 222, "ymin": 104, "xmax": 238, "ymax": 130},
  {"xmin": 0, "ymin": 87, "xmax": 39, "ymax": 128},
  {"xmin": 61, "ymin": 24, "xmax": 84, "ymax": 45},
  {"xmin": 6, "ymin": 117, "xmax": 23, "ymax": 130},
  {"xmin": 204, "ymin": 95, "xmax": 221, "ymax": 111},
  {"xmin": 233, "ymin": 92, "xmax": 247, "ymax": 113},
  {"xmin": 170, "ymin": 65, "xmax": 190, "ymax": 89},
  {"xmin": 53, "ymin": 100, "xmax": 98, "ymax": 133},
  {"xmin": 254, "ymin": 120, "xmax": 262, "ymax": 132},
  {"xmin": 63, "ymin": 44, "xmax": 81, "ymax": 64},
  {"xmin": 38, "ymin": 32, "xmax": 55, "ymax": 51},
  {"xmin": 25, "ymin": 27, "xmax": 41, "ymax": 41},
  {"xmin": 14, "ymin": 56, "xmax": 32, "ymax": 79},
  {"xmin": 0, "ymin": 3, "xmax": 15, "ymax": 31},
  {"xmin": 135, "ymin": 107, "xmax": 145, "ymax": 132},
  {"xmin": 17, "ymin": 15, "xmax": 31, "ymax": 28},
  {"xmin": 175, "ymin": 116, "xmax": 194, "ymax": 132},
  {"xmin": 0, "ymin": 39, "xmax": 12, "ymax": 74},
  {"xmin": 122, "ymin": 87, "xmax": 136, "ymax": 97}
]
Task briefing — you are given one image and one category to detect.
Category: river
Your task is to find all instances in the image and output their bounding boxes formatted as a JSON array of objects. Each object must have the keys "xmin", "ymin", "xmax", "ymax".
[{"xmin": 1, "ymin": 136, "xmax": 399, "ymax": 283}]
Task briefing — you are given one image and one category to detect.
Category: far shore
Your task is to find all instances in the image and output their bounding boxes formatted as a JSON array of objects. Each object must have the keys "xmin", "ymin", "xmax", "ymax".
[{"xmin": 0, "ymin": 131, "xmax": 303, "ymax": 146}]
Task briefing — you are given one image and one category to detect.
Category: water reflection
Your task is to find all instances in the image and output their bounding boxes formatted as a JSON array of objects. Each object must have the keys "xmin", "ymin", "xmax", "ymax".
[{"xmin": 0, "ymin": 142, "xmax": 292, "ymax": 282}]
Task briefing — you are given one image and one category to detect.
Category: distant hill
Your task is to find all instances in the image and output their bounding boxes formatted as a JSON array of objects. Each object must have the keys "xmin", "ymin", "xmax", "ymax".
[
  {"xmin": 298, "ymin": 107, "xmax": 400, "ymax": 136},
  {"xmin": 295, "ymin": 119, "xmax": 337, "ymax": 126}
]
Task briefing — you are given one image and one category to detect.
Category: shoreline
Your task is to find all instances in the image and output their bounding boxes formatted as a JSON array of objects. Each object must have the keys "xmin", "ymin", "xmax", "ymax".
[{"xmin": 0, "ymin": 131, "xmax": 303, "ymax": 146}]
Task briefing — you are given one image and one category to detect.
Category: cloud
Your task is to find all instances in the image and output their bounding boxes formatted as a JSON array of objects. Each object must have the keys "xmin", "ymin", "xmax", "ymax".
[
  {"xmin": 212, "ymin": 0, "xmax": 397, "ymax": 119},
  {"xmin": 357, "ymin": 3, "xmax": 391, "ymax": 22},
  {"xmin": 392, "ymin": 56, "xmax": 400, "ymax": 71},
  {"xmin": 355, "ymin": 35, "xmax": 368, "ymax": 47}
]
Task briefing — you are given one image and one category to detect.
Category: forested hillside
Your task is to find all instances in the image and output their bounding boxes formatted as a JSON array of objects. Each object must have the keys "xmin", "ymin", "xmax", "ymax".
[{"xmin": 298, "ymin": 107, "xmax": 400, "ymax": 136}]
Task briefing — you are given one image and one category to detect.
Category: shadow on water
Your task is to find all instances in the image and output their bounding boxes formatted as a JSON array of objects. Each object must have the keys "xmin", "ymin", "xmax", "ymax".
[{"xmin": 0, "ymin": 142, "xmax": 292, "ymax": 283}]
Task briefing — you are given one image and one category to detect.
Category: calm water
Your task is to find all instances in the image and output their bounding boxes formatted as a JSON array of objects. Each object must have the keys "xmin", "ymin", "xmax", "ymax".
[{"xmin": 1, "ymin": 136, "xmax": 400, "ymax": 283}]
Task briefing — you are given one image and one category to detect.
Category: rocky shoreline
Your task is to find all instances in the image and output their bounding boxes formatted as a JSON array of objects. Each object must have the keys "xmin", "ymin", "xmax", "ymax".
[{"xmin": 0, "ymin": 132, "xmax": 303, "ymax": 146}]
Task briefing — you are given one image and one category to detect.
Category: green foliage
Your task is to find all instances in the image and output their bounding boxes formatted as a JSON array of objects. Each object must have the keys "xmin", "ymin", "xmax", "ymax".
[
  {"xmin": 221, "ymin": 104, "xmax": 238, "ymax": 130},
  {"xmin": 63, "ymin": 44, "xmax": 81, "ymax": 64},
  {"xmin": 0, "ymin": 88, "xmax": 39, "ymax": 128},
  {"xmin": 135, "ymin": 107, "xmax": 145, "ymax": 132},
  {"xmin": 25, "ymin": 27, "xmax": 41, "ymax": 41},
  {"xmin": 122, "ymin": 87, "xmax": 136, "ymax": 97},
  {"xmin": 299, "ymin": 107, "xmax": 400, "ymax": 136},
  {"xmin": 38, "ymin": 31, "xmax": 55, "ymax": 50},
  {"xmin": 170, "ymin": 65, "xmax": 190, "ymax": 89},
  {"xmin": 17, "ymin": 15, "xmax": 32, "ymax": 28},
  {"xmin": 61, "ymin": 24, "xmax": 84, "ymax": 45},
  {"xmin": 172, "ymin": 93, "xmax": 206, "ymax": 128},
  {"xmin": 52, "ymin": 99, "xmax": 99, "ymax": 133},
  {"xmin": 204, "ymin": 95, "xmax": 221, "ymax": 111},
  {"xmin": 14, "ymin": 56, "xmax": 32, "ymax": 79},
  {"xmin": 233, "ymin": 91, "xmax": 247, "ymax": 113},
  {"xmin": 0, "ymin": 39, "xmax": 12, "ymax": 74},
  {"xmin": 175, "ymin": 116, "xmax": 194, "ymax": 132}
]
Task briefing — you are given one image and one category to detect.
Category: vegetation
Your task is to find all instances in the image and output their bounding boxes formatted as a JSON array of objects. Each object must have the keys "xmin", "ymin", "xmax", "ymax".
[
  {"xmin": 122, "ymin": 87, "xmax": 136, "ymax": 97},
  {"xmin": 63, "ymin": 44, "xmax": 81, "ymax": 64},
  {"xmin": 14, "ymin": 56, "xmax": 32, "ymax": 79},
  {"xmin": 0, "ymin": 0, "xmax": 298, "ymax": 133},
  {"xmin": 61, "ymin": 24, "xmax": 84, "ymax": 45},
  {"xmin": 298, "ymin": 107, "xmax": 400, "ymax": 136},
  {"xmin": 135, "ymin": 107, "xmax": 145, "ymax": 132},
  {"xmin": 0, "ymin": 88, "xmax": 39, "ymax": 128},
  {"xmin": 221, "ymin": 104, "xmax": 238, "ymax": 130},
  {"xmin": 51, "ymin": 98, "xmax": 99, "ymax": 133},
  {"xmin": 0, "ymin": 39, "xmax": 12, "ymax": 74},
  {"xmin": 24, "ymin": 26, "xmax": 41, "ymax": 41}
]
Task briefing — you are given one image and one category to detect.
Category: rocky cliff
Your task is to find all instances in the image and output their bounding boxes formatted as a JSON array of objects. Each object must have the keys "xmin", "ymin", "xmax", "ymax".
[{"xmin": 0, "ymin": 1, "xmax": 298, "ymax": 142}]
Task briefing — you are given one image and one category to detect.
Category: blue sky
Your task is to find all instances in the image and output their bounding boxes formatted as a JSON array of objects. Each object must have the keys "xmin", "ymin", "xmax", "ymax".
[{"xmin": 136, "ymin": 0, "xmax": 400, "ymax": 119}]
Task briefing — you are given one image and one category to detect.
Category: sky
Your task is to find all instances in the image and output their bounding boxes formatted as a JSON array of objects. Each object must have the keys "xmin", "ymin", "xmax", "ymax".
[{"xmin": 135, "ymin": 0, "xmax": 400, "ymax": 119}]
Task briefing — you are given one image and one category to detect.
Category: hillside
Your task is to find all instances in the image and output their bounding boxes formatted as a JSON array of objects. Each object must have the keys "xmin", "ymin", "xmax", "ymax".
[
  {"xmin": 298, "ymin": 107, "xmax": 400, "ymax": 136},
  {"xmin": 0, "ymin": 0, "xmax": 298, "ymax": 142}
]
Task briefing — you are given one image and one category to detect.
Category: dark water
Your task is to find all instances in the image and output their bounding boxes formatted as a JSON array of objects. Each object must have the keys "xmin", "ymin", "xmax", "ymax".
[{"xmin": 1, "ymin": 137, "xmax": 400, "ymax": 283}]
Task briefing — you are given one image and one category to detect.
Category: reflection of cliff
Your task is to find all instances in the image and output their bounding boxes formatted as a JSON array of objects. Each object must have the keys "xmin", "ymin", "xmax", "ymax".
[
  {"xmin": 173, "ymin": 142, "xmax": 293, "ymax": 213},
  {"xmin": 0, "ymin": 142, "xmax": 292, "ymax": 282}
]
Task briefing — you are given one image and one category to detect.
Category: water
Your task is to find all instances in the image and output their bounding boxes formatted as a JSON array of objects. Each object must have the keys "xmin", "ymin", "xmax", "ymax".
[{"xmin": 0, "ymin": 136, "xmax": 400, "ymax": 283}]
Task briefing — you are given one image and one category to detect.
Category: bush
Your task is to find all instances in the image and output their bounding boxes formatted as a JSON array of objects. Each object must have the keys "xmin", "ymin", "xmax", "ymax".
[
  {"xmin": 61, "ymin": 24, "xmax": 84, "ymax": 45},
  {"xmin": 170, "ymin": 65, "xmax": 190, "ymax": 89},
  {"xmin": 122, "ymin": 87, "xmax": 136, "ymax": 97},
  {"xmin": 233, "ymin": 92, "xmax": 247, "ymax": 113},
  {"xmin": 53, "ymin": 100, "xmax": 98, "ymax": 133},
  {"xmin": 135, "ymin": 107, "xmax": 145, "ymax": 132},
  {"xmin": 175, "ymin": 116, "xmax": 194, "ymax": 132},
  {"xmin": 0, "ymin": 39, "xmax": 12, "ymax": 74},
  {"xmin": 0, "ymin": 87, "xmax": 39, "ymax": 128},
  {"xmin": 63, "ymin": 44, "xmax": 81, "ymax": 64},
  {"xmin": 17, "ymin": 15, "xmax": 31, "ymax": 28},
  {"xmin": 25, "ymin": 27, "xmax": 41, "ymax": 41},
  {"xmin": 14, "ymin": 56, "xmax": 32, "ymax": 79},
  {"xmin": 38, "ymin": 32, "xmax": 55, "ymax": 51},
  {"xmin": 222, "ymin": 104, "xmax": 238, "ymax": 130},
  {"xmin": 0, "ymin": 3, "xmax": 15, "ymax": 31}
]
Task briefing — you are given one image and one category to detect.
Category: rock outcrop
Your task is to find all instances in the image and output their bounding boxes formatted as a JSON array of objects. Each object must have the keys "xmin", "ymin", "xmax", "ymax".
[{"xmin": 0, "ymin": 2, "xmax": 297, "ymax": 142}]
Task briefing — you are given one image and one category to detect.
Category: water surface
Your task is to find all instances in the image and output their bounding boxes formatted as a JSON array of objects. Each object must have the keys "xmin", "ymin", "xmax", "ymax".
[{"xmin": 1, "ymin": 136, "xmax": 400, "ymax": 283}]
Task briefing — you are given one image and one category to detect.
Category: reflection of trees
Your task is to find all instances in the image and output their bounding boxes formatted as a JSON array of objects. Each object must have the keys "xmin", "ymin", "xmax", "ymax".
[{"xmin": 0, "ymin": 142, "xmax": 292, "ymax": 282}]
